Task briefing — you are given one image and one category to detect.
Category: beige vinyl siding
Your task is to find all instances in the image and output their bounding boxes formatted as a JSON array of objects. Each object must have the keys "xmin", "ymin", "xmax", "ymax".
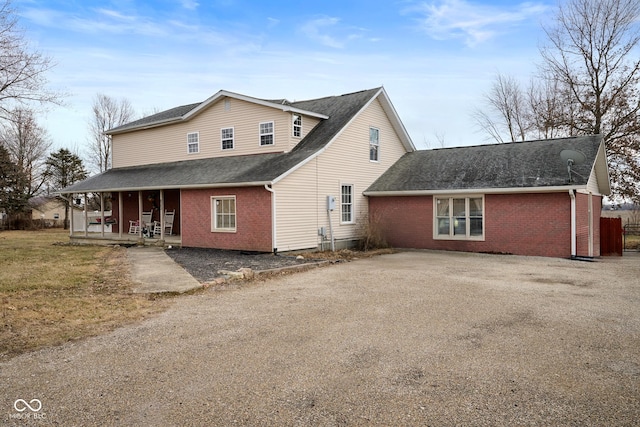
[
  {"xmin": 274, "ymin": 97, "xmax": 408, "ymax": 250},
  {"xmin": 112, "ymin": 98, "xmax": 317, "ymax": 168},
  {"xmin": 273, "ymin": 159, "xmax": 319, "ymax": 251},
  {"xmin": 287, "ymin": 114, "xmax": 321, "ymax": 151},
  {"xmin": 586, "ymin": 166, "xmax": 601, "ymax": 195}
]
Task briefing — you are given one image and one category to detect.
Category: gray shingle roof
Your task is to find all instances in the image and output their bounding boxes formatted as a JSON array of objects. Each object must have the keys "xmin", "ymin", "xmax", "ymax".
[
  {"xmin": 365, "ymin": 135, "xmax": 604, "ymax": 193},
  {"xmin": 109, "ymin": 103, "xmax": 201, "ymax": 133},
  {"xmin": 63, "ymin": 88, "xmax": 382, "ymax": 193}
]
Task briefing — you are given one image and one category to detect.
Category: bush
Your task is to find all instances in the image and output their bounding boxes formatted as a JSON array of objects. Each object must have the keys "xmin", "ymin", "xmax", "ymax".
[{"xmin": 356, "ymin": 211, "xmax": 389, "ymax": 251}]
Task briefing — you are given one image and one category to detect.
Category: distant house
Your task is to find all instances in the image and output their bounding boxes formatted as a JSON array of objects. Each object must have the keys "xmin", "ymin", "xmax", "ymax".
[
  {"xmin": 61, "ymin": 88, "xmax": 415, "ymax": 251},
  {"xmin": 28, "ymin": 196, "xmax": 66, "ymax": 227},
  {"xmin": 365, "ymin": 135, "xmax": 610, "ymax": 258}
]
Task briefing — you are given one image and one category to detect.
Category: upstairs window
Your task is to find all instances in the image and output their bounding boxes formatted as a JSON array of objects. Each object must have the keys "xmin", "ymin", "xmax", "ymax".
[
  {"xmin": 221, "ymin": 127, "xmax": 234, "ymax": 150},
  {"xmin": 369, "ymin": 127, "xmax": 379, "ymax": 161},
  {"xmin": 187, "ymin": 132, "xmax": 199, "ymax": 154},
  {"xmin": 435, "ymin": 196, "xmax": 484, "ymax": 240},
  {"xmin": 293, "ymin": 115, "xmax": 302, "ymax": 138},
  {"xmin": 260, "ymin": 121, "xmax": 274, "ymax": 146}
]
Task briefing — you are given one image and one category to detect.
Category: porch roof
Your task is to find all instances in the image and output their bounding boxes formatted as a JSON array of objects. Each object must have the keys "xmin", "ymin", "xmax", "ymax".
[{"xmin": 61, "ymin": 151, "xmax": 308, "ymax": 192}]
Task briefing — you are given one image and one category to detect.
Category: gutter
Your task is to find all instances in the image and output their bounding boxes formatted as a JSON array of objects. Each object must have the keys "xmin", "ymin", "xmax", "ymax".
[
  {"xmin": 364, "ymin": 185, "xmax": 586, "ymax": 197},
  {"xmin": 56, "ymin": 180, "xmax": 273, "ymax": 195},
  {"xmin": 264, "ymin": 184, "xmax": 277, "ymax": 253},
  {"xmin": 569, "ymin": 189, "xmax": 576, "ymax": 258}
]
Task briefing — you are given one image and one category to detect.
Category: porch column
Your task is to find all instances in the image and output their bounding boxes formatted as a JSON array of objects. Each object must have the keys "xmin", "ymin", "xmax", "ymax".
[
  {"xmin": 159, "ymin": 189, "xmax": 165, "ymax": 240},
  {"xmin": 100, "ymin": 192, "xmax": 105, "ymax": 238},
  {"xmin": 118, "ymin": 192, "xmax": 123, "ymax": 238},
  {"xmin": 68, "ymin": 193, "xmax": 74, "ymax": 237},
  {"xmin": 84, "ymin": 193, "xmax": 88, "ymax": 238},
  {"xmin": 138, "ymin": 192, "xmax": 143, "ymax": 238}
]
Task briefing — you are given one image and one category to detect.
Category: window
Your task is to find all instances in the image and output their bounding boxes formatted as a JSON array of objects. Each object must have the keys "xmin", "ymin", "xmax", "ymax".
[
  {"xmin": 221, "ymin": 127, "xmax": 234, "ymax": 150},
  {"xmin": 293, "ymin": 115, "xmax": 302, "ymax": 138},
  {"xmin": 435, "ymin": 196, "xmax": 483, "ymax": 239},
  {"xmin": 341, "ymin": 184, "xmax": 354, "ymax": 223},
  {"xmin": 212, "ymin": 196, "xmax": 236, "ymax": 232},
  {"xmin": 369, "ymin": 127, "xmax": 379, "ymax": 161},
  {"xmin": 187, "ymin": 132, "xmax": 199, "ymax": 153},
  {"xmin": 260, "ymin": 121, "xmax": 274, "ymax": 146}
]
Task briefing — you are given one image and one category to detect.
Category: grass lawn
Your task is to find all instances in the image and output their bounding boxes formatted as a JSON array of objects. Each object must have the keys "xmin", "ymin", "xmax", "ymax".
[{"xmin": 0, "ymin": 229, "xmax": 171, "ymax": 360}]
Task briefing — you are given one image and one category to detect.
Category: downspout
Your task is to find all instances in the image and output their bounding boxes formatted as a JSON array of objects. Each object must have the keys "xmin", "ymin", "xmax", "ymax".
[
  {"xmin": 569, "ymin": 189, "xmax": 576, "ymax": 259},
  {"xmin": 264, "ymin": 184, "xmax": 277, "ymax": 253}
]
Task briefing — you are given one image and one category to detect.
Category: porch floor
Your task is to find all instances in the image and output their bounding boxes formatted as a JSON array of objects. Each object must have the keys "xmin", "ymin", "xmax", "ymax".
[{"xmin": 69, "ymin": 232, "xmax": 181, "ymax": 247}]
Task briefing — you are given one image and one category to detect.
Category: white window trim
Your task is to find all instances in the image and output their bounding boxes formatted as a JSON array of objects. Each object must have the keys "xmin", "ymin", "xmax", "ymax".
[
  {"xmin": 293, "ymin": 114, "xmax": 302, "ymax": 138},
  {"xmin": 259, "ymin": 121, "xmax": 275, "ymax": 146},
  {"xmin": 433, "ymin": 195, "xmax": 485, "ymax": 241},
  {"xmin": 187, "ymin": 132, "xmax": 199, "ymax": 154},
  {"xmin": 369, "ymin": 127, "xmax": 380, "ymax": 162},
  {"xmin": 211, "ymin": 195, "xmax": 237, "ymax": 233},
  {"xmin": 340, "ymin": 183, "xmax": 355, "ymax": 225},
  {"xmin": 221, "ymin": 127, "xmax": 234, "ymax": 150}
]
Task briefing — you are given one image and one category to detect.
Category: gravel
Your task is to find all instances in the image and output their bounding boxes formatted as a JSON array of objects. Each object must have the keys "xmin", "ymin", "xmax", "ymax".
[
  {"xmin": 165, "ymin": 247, "xmax": 316, "ymax": 282},
  {"xmin": 2, "ymin": 250, "xmax": 639, "ymax": 426}
]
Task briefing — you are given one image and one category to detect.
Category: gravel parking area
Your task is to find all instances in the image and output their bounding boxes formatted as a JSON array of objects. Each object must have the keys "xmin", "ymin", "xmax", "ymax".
[{"xmin": 2, "ymin": 250, "xmax": 639, "ymax": 426}]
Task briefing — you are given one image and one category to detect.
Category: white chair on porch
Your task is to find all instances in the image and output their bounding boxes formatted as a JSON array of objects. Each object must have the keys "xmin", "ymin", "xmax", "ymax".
[
  {"xmin": 154, "ymin": 210, "xmax": 175, "ymax": 236},
  {"xmin": 141, "ymin": 211, "xmax": 152, "ymax": 226},
  {"xmin": 128, "ymin": 220, "xmax": 140, "ymax": 234}
]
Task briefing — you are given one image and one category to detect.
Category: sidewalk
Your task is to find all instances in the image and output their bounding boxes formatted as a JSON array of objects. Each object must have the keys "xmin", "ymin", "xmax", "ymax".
[{"xmin": 126, "ymin": 246, "xmax": 202, "ymax": 293}]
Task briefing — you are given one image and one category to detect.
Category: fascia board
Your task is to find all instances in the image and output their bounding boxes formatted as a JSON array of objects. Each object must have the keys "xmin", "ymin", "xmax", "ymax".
[
  {"xmin": 378, "ymin": 87, "xmax": 416, "ymax": 152},
  {"xmin": 364, "ymin": 185, "xmax": 587, "ymax": 197},
  {"xmin": 594, "ymin": 140, "xmax": 612, "ymax": 195},
  {"xmin": 57, "ymin": 181, "xmax": 273, "ymax": 194},
  {"xmin": 185, "ymin": 90, "xmax": 329, "ymax": 120}
]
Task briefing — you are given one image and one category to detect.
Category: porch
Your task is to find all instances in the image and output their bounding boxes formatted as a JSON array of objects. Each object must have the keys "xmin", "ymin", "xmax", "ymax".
[
  {"xmin": 66, "ymin": 189, "xmax": 181, "ymax": 247},
  {"xmin": 70, "ymin": 232, "xmax": 182, "ymax": 247}
]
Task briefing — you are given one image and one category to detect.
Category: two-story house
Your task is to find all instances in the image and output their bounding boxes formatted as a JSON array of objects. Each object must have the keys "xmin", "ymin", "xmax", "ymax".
[{"xmin": 63, "ymin": 87, "xmax": 415, "ymax": 252}]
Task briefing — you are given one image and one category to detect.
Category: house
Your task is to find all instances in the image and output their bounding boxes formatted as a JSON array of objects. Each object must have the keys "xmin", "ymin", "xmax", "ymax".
[
  {"xmin": 61, "ymin": 87, "xmax": 415, "ymax": 251},
  {"xmin": 28, "ymin": 196, "xmax": 66, "ymax": 227},
  {"xmin": 364, "ymin": 135, "xmax": 610, "ymax": 258}
]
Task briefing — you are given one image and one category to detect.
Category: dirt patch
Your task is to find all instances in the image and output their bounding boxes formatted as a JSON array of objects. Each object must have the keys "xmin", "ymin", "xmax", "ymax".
[
  {"xmin": 165, "ymin": 247, "xmax": 393, "ymax": 282},
  {"xmin": 164, "ymin": 248, "xmax": 313, "ymax": 282}
]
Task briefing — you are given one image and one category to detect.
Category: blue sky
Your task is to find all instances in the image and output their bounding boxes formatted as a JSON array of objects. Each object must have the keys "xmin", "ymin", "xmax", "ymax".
[{"xmin": 15, "ymin": 0, "xmax": 554, "ymax": 155}]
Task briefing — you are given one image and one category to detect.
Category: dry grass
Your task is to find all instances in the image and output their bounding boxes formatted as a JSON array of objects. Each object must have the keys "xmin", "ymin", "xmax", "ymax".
[
  {"xmin": 625, "ymin": 234, "xmax": 640, "ymax": 250},
  {"xmin": 0, "ymin": 229, "xmax": 171, "ymax": 360}
]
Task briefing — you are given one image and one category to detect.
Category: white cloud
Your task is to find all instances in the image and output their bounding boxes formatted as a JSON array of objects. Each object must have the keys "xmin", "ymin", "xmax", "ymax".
[
  {"xmin": 409, "ymin": 0, "xmax": 548, "ymax": 47},
  {"xmin": 180, "ymin": 0, "xmax": 200, "ymax": 10},
  {"xmin": 299, "ymin": 16, "xmax": 344, "ymax": 48}
]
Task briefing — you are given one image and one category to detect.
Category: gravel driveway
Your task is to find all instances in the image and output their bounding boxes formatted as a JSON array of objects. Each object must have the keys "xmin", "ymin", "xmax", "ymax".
[{"xmin": 2, "ymin": 251, "xmax": 639, "ymax": 426}]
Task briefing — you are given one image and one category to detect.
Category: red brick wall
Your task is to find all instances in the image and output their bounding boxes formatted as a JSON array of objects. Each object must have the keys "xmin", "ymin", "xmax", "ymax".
[
  {"xmin": 180, "ymin": 187, "xmax": 272, "ymax": 252},
  {"xmin": 370, "ymin": 192, "xmax": 580, "ymax": 258}
]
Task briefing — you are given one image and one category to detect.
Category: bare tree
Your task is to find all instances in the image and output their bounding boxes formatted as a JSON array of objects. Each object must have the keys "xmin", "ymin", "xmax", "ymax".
[
  {"xmin": 474, "ymin": 0, "xmax": 640, "ymax": 203},
  {"xmin": 0, "ymin": 107, "xmax": 51, "ymax": 198},
  {"xmin": 87, "ymin": 93, "xmax": 135, "ymax": 173},
  {"xmin": 0, "ymin": 0, "xmax": 62, "ymax": 118},
  {"xmin": 540, "ymin": 0, "xmax": 640, "ymax": 203},
  {"xmin": 473, "ymin": 73, "xmax": 529, "ymax": 143}
]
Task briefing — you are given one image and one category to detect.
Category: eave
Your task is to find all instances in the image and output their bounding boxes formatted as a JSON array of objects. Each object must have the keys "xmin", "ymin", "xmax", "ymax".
[{"xmin": 364, "ymin": 184, "xmax": 589, "ymax": 197}]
